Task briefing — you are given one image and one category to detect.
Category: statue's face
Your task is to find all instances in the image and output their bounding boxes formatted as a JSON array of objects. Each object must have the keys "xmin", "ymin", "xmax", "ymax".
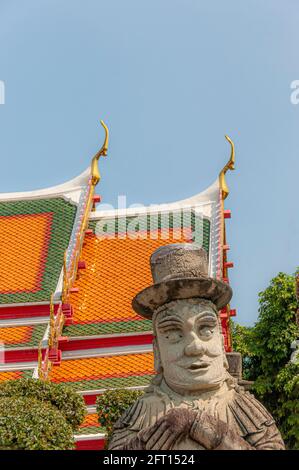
[{"xmin": 155, "ymin": 299, "xmax": 227, "ymax": 394}]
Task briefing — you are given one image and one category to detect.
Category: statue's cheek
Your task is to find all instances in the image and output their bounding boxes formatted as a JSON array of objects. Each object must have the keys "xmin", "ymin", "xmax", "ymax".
[
  {"xmin": 161, "ymin": 344, "xmax": 185, "ymax": 365},
  {"xmin": 205, "ymin": 339, "xmax": 224, "ymax": 357}
]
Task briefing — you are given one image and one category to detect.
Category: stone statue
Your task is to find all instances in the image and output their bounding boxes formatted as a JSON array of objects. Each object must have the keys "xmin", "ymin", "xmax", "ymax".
[{"xmin": 109, "ymin": 244, "xmax": 285, "ymax": 450}]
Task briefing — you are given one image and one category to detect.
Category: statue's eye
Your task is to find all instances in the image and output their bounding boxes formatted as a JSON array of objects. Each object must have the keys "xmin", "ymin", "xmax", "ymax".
[
  {"xmin": 199, "ymin": 325, "xmax": 214, "ymax": 338},
  {"xmin": 163, "ymin": 329, "xmax": 183, "ymax": 342}
]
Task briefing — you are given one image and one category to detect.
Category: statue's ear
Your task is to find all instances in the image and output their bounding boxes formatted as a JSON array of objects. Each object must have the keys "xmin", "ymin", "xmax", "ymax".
[
  {"xmin": 153, "ymin": 338, "xmax": 163, "ymax": 373},
  {"xmin": 223, "ymin": 352, "xmax": 229, "ymax": 370}
]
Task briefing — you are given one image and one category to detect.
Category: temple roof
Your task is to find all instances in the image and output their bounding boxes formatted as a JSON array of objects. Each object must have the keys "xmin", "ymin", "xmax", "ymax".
[
  {"xmin": 0, "ymin": 168, "xmax": 91, "ymax": 306},
  {"xmin": 65, "ymin": 180, "xmax": 220, "ymax": 339}
]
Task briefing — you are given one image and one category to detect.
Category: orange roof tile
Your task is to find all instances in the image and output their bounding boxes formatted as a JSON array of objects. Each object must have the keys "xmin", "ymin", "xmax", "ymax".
[
  {"xmin": 0, "ymin": 326, "xmax": 32, "ymax": 345},
  {"xmin": 81, "ymin": 413, "xmax": 99, "ymax": 428},
  {"xmin": 0, "ymin": 371, "xmax": 28, "ymax": 383},
  {"xmin": 0, "ymin": 198, "xmax": 77, "ymax": 304},
  {"xmin": 0, "ymin": 324, "xmax": 47, "ymax": 348},
  {"xmin": 0, "ymin": 213, "xmax": 51, "ymax": 294},
  {"xmin": 50, "ymin": 353, "xmax": 154, "ymax": 384},
  {"xmin": 69, "ymin": 231, "xmax": 188, "ymax": 325}
]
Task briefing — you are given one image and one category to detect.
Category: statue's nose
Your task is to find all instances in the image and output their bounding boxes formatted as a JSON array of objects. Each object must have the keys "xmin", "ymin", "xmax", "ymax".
[{"xmin": 184, "ymin": 336, "xmax": 205, "ymax": 356}]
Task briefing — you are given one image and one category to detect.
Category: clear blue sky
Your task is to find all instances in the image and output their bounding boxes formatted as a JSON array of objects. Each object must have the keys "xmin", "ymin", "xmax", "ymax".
[{"xmin": 0, "ymin": 0, "xmax": 298, "ymax": 325}]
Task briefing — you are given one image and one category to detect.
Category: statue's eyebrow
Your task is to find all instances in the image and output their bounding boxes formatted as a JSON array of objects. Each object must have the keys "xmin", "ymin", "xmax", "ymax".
[
  {"xmin": 195, "ymin": 312, "xmax": 217, "ymax": 322},
  {"xmin": 156, "ymin": 315, "xmax": 184, "ymax": 329}
]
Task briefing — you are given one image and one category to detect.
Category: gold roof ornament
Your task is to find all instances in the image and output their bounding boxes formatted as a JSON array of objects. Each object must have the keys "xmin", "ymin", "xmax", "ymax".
[
  {"xmin": 219, "ymin": 135, "xmax": 235, "ymax": 200},
  {"xmin": 91, "ymin": 120, "xmax": 109, "ymax": 186}
]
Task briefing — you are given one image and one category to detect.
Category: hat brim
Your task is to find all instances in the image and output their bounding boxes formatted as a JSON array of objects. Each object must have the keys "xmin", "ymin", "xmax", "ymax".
[{"xmin": 132, "ymin": 278, "xmax": 232, "ymax": 319}]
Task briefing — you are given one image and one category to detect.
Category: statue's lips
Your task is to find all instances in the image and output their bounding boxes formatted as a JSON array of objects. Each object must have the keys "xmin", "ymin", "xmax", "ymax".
[{"xmin": 181, "ymin": 361, "xmax": 211, "ymax": 372}]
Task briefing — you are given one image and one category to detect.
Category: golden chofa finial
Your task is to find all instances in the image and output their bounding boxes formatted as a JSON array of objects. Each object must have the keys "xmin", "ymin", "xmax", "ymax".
[
  {"xmin": 91, "ymin": 120, "xmax": 109, "ymax": 186},
  {"xmin": 219, "ymin": 135, "xmax": 235, "ymax": 200}
]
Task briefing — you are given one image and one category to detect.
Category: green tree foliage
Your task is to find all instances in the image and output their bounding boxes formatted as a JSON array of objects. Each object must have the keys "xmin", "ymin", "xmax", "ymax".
[
  {"xmin": 232, "ymin": 271, "xmax": 299, "ymax": 449},
  {"xmin": 0, "ymin": 378, "xmax": 87, "ymax": 450},
  {"xmin": 0, "ymin": 378, "xmax": 86, "ymax": 430},
  {"xmin": 0, "ymin": 397, "xmax": 74, "ymax": 450},
  {"xmin": 274, "ymin": 363, "xmax": 299, "ymax": 450},
  {"xmin": 96, "ymin": 388, "xmax": 144, "ymax": 446},
  {"xmin": 230, "ymin": 322, "xmax": 255, "ymax": 380}
]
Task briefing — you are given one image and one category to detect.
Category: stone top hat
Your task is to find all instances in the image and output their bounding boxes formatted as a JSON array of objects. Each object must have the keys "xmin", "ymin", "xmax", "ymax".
[{"xmin": 132, "ymin": 243, "xmax": 232, "ymax": 319}]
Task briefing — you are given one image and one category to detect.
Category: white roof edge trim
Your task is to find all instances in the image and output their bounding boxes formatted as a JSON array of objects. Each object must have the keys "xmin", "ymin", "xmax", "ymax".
[
  {"xmin": 74, "ymin": 433, "xmax": 106, "ymax": 441},
  {"xmin": 53, "ymin": 267, "xmax": 63, "ymax": 301},
  {"xmin": 90, "ymin": 178, "xmax": 219, "ymax": 220},
  {"xmin": 0, "ymin": 167, "xmax": 90, "ymax": 202},
  {"xmin": 0, "ymin": 300, "xmax": 59, "ymax": 308}
]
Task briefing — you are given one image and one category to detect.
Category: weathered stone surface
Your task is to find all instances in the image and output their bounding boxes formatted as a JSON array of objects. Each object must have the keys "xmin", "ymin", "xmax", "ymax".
[
  {"xmin": 226, "ymin": 352, "xmax": 242, "ymax": 379},
  {"xmin": 150, "ymin": 244, "xmax": 209, "ymax": 282},
  {"xmin": 132, "ymin": 244, "xmax": 232, "ymax": 318}
]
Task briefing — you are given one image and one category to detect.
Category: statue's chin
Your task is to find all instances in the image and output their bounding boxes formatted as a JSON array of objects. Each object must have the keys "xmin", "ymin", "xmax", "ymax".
[{"xmin": 164, "ymin": 373, "xmax": 226, "ymax": 395}]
